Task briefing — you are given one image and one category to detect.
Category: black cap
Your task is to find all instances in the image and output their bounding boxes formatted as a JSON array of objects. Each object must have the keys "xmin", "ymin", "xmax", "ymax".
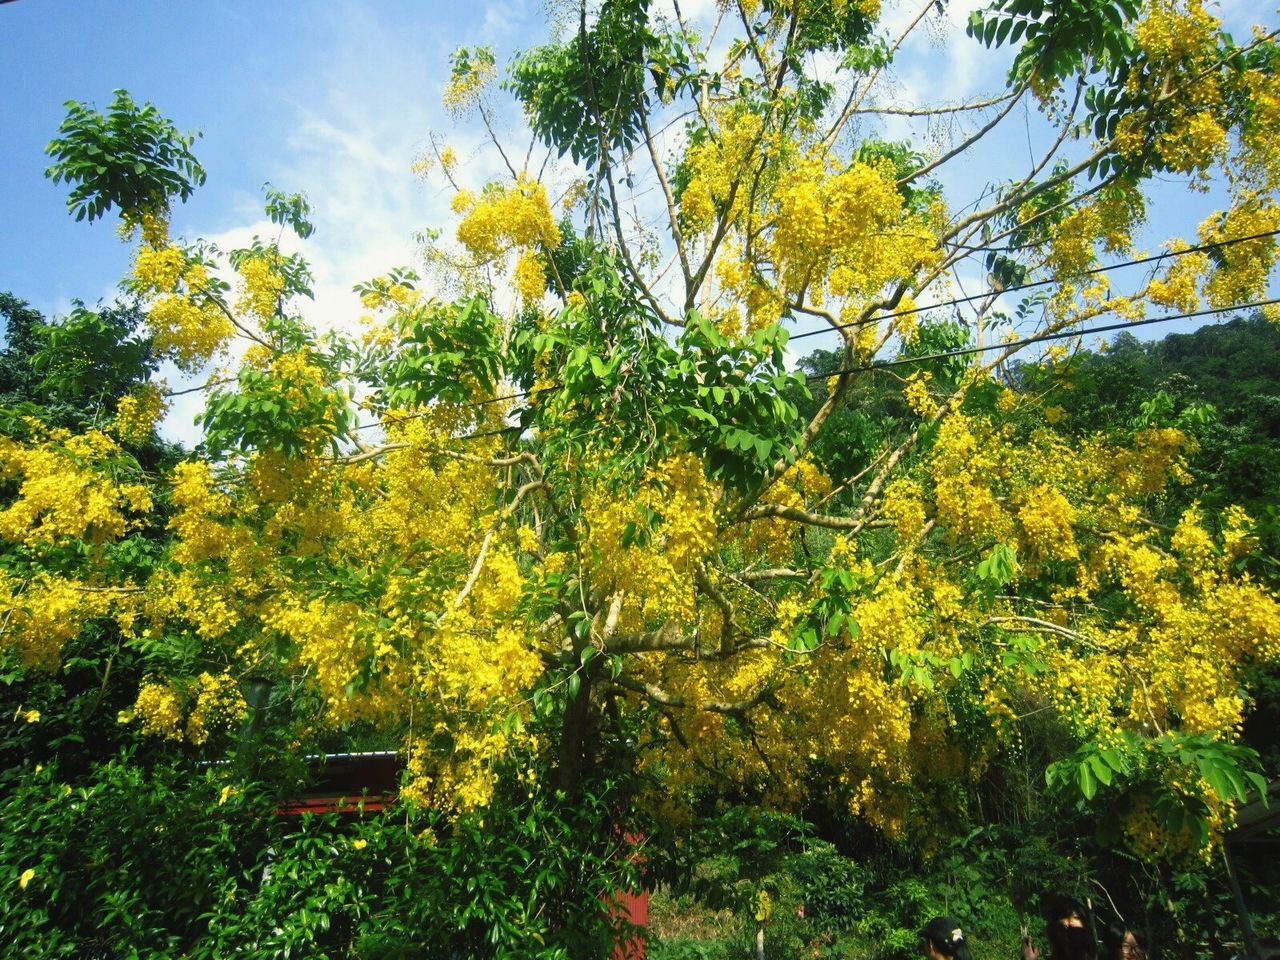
[{"xmin": 921, "ymin": 917, "xmax": 966, "ymax": 947}]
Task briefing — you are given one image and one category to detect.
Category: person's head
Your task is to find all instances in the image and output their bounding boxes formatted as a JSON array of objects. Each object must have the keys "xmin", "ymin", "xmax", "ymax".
[
  {"xmin": 1041, "ymin": 895, "xmax": 1096, "ymax": 960},
  {"xmin": 1099, "ymin": 923, "xmax": 1143, "ymax": 960},
  {"xmin": 920, "ymin": 916, "xmax": 973, "ymax": 960},
  {"xmin": 1100, "ymin": 926, "xmax": 1141, "ymax": 960}
]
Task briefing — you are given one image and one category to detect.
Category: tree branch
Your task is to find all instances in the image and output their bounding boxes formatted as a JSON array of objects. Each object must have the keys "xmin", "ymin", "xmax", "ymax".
[
  {"xmin": 738, "ymin": 502, "xmax": 889, "ymax": 531},
  {"xmin": 612, "ymin": 673, "xmax": 777, "ymax": 716}
]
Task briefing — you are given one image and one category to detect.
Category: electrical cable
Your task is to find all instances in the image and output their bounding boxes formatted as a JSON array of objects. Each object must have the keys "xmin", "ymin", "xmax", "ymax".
[
  {"xmin": 802, "ymin": 297, "xmax": 1280, "ymax": 381},
  {"xmin": 788, "ymin": 227, "xmax": 1280, "ymax": 343},
  {"xmin": 346, "ymin": 226, "xmax": 1280, "ymax": 433},
  {"xmin": 367, "ymin": 297, "xmax": 1278, "ymax": 446}
]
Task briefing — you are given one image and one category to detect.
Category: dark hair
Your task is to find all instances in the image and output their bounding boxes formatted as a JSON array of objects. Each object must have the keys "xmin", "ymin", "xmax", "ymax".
[
  {"xmin": 921, "ymin": 916, "xmax": 974, "ymax": 960},
  {"xmin": 1100, "ymin": 923, "xmax": 1133, "ymax": 951},
  {"xmin": 1100, "ymin": 923, "xmax": 1142, "ymax": 958},
  {"xmin": 1041, "ymin": 894, "xmax": 1089, "ymax": 925}
]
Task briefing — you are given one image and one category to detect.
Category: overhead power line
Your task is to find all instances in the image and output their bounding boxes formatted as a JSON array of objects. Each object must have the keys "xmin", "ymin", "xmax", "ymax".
[
  {"xmin": 789, "ymin": 227, "xmax": 1280, "ymax": 343},
  {"xmin": 359, "ymin": 297, "xmax": 1278, "ymax": 442},
  {"xmin": 349, "ymin": 227, "xmax": 1280, "ymax": 433},
  {"xmin": 805, "ymin": 298, "xmax": 1280, "ymax": 382}
]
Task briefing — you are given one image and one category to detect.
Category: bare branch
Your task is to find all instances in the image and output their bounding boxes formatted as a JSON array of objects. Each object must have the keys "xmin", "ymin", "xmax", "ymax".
[
  {"xmin": 478, "ymin": 102, "xmax": 520, "ymax": 181},
  {"xmin": 854, "ymin": 91, "xmax": 1020, "ymax": 117},
  {"xmin": 607, "ymin": 620, "xmax": 694, "ymax": 654},
  {"xmin": 733, "ymin": 567, "xmax": 804, "ymax": 582},
  {"xmin": 739, "ymin": 502, "xmax": 889, "ymax": 531},
  {"xmin": 980, "ymin": 615, "xmax": 1083, "ymax": 642},
  {"xmin": 824, "ymin": 0, "xmax": 936, "ymax": 148},
  {"xmin": 640, "ymin": 110, "xmax": 693, "ymax": 287},
  {"xmin": 612, "ymin": 673, "xmax": 777, "ymax": 715},
  {"xmin": 596, "ymin": 589, "xmax": 626, "ymax": 647},
  {"xmin": 696, "ymin": 565, "xmax": 737, "ymax": 654},
  {"xmin": 164, "ymin": 375, "xmax": 236, "ymax": 398},
  {"xmin": 900, "ymin": 84, "xmax": 1028, "ymax": 186}
]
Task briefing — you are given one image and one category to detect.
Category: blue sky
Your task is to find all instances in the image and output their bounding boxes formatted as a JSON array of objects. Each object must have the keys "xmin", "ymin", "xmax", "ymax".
[
  {"xmin": 0, "ymin": 0, "xmax": 1268, "ymax": 443},
  {"xmin": 1, "ymin": 0, "xmax": 539, "ymax": 318}
]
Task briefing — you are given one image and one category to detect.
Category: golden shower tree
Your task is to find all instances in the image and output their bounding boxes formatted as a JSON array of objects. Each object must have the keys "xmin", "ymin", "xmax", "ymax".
[{"xmin": 6, "ymin": 0, "xmax": 1280, "ymax": 856}]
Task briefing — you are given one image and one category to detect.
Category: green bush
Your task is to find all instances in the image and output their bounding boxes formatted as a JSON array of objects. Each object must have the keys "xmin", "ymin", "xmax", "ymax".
[{"xmin": 0, "ymin": 755, "xmax": 643, "ymax": 959}]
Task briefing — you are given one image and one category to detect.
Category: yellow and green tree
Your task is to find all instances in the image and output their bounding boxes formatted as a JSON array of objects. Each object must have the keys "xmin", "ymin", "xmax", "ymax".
[{"xmin": 6, "ymin": 0, "xmax": 1280, "ymax": 865}]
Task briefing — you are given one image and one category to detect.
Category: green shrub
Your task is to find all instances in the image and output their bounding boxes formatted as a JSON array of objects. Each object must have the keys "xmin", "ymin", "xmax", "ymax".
[{"xmin": 0, "ymin": 755, "xmax": 643, "ymax": 958}]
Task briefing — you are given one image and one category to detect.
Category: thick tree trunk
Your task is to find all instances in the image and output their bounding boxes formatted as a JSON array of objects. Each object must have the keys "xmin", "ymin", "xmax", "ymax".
[{"xmin": 557, "ymin": 672, "xmax": 596, "ymax": 794}]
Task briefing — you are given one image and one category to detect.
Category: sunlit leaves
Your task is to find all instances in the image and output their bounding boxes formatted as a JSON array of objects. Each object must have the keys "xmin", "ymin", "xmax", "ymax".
[
  {"xmin": 45, "ymin": 89, "xmax": 205, "ymax": 223},
  {"xmin": 507, "ymin": 0, "xmax": 659, "ymax": 169},
  {"xmin": 967, "ymin": 0, "xmax": 1140, "ymax": 87}
]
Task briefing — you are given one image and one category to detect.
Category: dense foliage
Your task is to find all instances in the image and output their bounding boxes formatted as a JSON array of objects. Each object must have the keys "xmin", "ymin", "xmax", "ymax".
[{"xmin": 4, "ymin": 0, "xmax": 1280, "ymax": 955}]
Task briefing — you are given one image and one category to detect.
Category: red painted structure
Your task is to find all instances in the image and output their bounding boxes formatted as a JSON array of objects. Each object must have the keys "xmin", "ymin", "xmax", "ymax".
[
  {"xmin": 274, "ymin": 751, "xmax": 401, "ymax": 816},
  {"xmin": 610, "ymin": 886, "xmax": 649, "ymax": 960}
]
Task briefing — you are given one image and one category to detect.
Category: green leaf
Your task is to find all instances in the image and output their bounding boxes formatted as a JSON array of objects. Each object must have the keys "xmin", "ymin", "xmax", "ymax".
[
  {"xmin": 1098, "ymin": 747, "xmax": 1124, "ymax": 772},
  {"xmin": 1077, "ymin": 761, "xmax": 1098, "ymax": 801}
]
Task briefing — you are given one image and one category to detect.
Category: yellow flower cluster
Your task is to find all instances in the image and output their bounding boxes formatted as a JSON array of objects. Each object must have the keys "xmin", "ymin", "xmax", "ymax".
[
  {"xmin": 417, "ymin": 727, "xmax": 522, "ymax": 811},
  {"xmin": 882, "ymin": 477, "xmax": 929, "ymax": 539},
  {"xmin": 1156, "ymin": 111, "xmax": 1228, "ymax": 174},
  {"xmin": 168, "ymin": 461, "xmax": 232, "ymax": 564},
  {"xmin": 0, "ymin": 573, "xmax": 112, "ymax": 667},
  {"xmin": 1148, "ymin": 246, "xmax": 1208, "ymax": 310},
  {"xmin": 1198, "ymin": 199, "xmax": 1280, "ymax": 309},
  {"xmin": 1108, "ymin": 427, "xmax": 1192, "ymax": 495},
  {"xmin": 1133, "ymin": 0, "xmax": 1220, "ymax": 62},
  {"xmin": 264, "ymin": 597, "xmax": 384, "ymax": 723},
  {"xmin": 583, "ymin": 454, "xmax": 718, "ymax": 630},
  {"xmin": 133, "ymin": 680, "xmax": 184, "ymax": 740},
  {"xmin": 147, "ymin": 291, "xmax": 234, "ymax": 372},
  {"xmin": 131, "ymin": 245, "xmax": 187, "ymax": 295},
  {"xmin": 141, "ymin": 408, "xmax": 545, "ymax": 803},
  {"xmin": 781, "ymin": 613, "xmax": 916, "ymax": 833},
  {"xmin": 129, "ymin": 244, "xmax": 234, "ymax": 370},
  {"xmin": 928, "ymin": 416, "xmax": 1011, "ymax": 544},
  {"xmin": 113, "ymin": 384, "xmax": 168, "ymax": 444},
  {"xmin": 514, "ymin": 249, "xmax": 546, "ymax": 303},
  {"xmin": 1239, "ymin": 65, "xmax": 1280, "ymax": 192},
  {"xmin": 1119, "ymin": 0, "xmax": 1246, "ymax": 184},
  {"xmin": 1046, "ymin": 205, "xmax": 1101, "ymax": 277},
  {"xmin": 680, "ymin": 110, "xmax": 767, "ymax": 234},
  {"xmin": 771, "ymin": 155, "xmax": 938, "ymax": 303},
  {"xmin": 184, "ymin": 671, "xmax": 247, "ymax": 745},
  {"xmin": 1016, "ymin": 485, "xmax": 1079, "ymax": 561},
  {"xmin": 455, "ymin": 175, "xmax": 561, "ymax": 261},
  {"xmin": 145, "ymin": 569, "xmax": 243, "ymax": 640},
  {"xmin": 235, "ymin": 255, "xmax": 286, "ymax": 320},
  {"xmin": 442, "ymin": 53, "xmax": 495, "ymax": 115},
  {"xmin": 0, "ymin": 429, "xmax": 151, "ymax": 547},
  {"xmin": 903, "ymin": 371, "xmax": 936, "ymax": 418},
  {"xmin": 118, "ymin": 208, "xmax": 170, "ymax": 247}
]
